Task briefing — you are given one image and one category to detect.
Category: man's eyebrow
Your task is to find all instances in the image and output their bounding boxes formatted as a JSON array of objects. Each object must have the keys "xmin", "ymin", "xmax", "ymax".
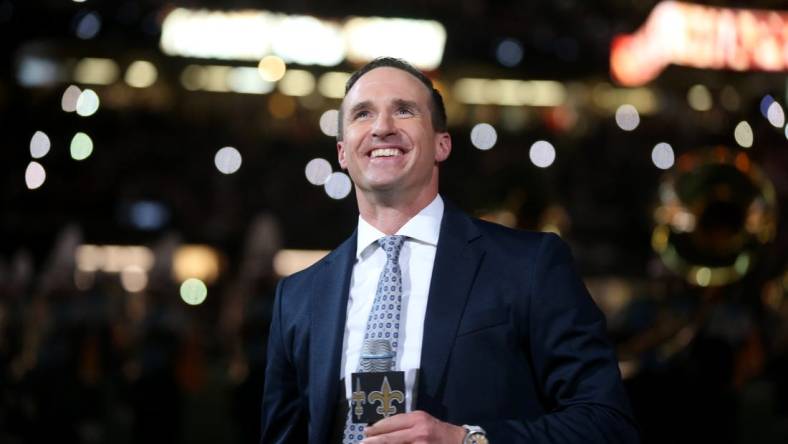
[
  {"xmin": 347, "ymin": 100, "xmax": 372, "ymax": 117},
  {"xmin": 346, "ymin": 98, "xmax": 421, "ymax": 119},
  {"xmin": 393, "ymin": 99, "xmax": 419, "ymax": 110}
]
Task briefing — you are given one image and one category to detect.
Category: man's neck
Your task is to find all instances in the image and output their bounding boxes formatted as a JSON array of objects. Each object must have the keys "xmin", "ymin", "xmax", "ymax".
[{"xmin": 356, "ymin": 189, "xmax": 438, "ymax": 235}]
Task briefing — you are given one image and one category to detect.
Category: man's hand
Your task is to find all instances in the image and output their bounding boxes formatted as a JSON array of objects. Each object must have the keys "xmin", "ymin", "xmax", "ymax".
[{"xmin": 361, "ymin": 410, "xmax": 466, "ymax": 444}]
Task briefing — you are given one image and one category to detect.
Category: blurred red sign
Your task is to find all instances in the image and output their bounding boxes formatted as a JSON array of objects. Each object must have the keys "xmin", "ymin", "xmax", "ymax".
[{"xmin": 610, "ymin": 1, "xmax": 788, "ymax": 86}]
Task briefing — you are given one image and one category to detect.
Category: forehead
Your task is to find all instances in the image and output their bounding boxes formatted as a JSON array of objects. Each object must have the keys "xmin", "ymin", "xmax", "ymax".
[{"xmin": 343, "ymin": 67, "xmax": 431, "ymax": 107}]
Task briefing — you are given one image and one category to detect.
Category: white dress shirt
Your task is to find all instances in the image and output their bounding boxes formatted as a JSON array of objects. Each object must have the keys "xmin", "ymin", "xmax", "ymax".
[{"xmin": 341, "ymin": 195, "xmax": 444, "ymax": 412}]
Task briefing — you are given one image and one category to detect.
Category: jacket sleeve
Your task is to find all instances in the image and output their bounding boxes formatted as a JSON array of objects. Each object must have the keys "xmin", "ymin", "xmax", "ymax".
[
  {"xmin": 478, "ymin": 234, "xmax": 640, "ymax": 443},
  {"xmin": 260, "ymin": 278, "xmax": 307, "ymax": 444}
]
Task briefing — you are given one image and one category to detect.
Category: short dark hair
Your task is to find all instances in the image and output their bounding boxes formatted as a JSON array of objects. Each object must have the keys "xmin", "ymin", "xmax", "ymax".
[{"xmin": 336, "ymin": 57, "xmax": 447, "ymax": 141}]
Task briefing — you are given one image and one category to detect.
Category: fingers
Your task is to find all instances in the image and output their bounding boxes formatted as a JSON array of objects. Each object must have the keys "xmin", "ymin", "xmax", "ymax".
[
  {"xmin": 365, "ymin": 411, "xmax": 423, "ymax": 436},
  {"xmin": 361, "ymin": 427, "xmax": 412, "ymax": 444},
  {"xmin": 361, "ymin": 411, "xmax": 465, "ymax": 444}
]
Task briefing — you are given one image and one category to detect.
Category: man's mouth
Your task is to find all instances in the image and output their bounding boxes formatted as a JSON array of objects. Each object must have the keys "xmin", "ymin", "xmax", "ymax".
[{"xmin": 369, "ymin": 148, "xmax": 403, "ymax": 158}]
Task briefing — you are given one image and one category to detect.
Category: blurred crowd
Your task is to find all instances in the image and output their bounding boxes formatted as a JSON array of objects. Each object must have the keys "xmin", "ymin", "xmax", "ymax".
[{"xmin": 0, "ymin": 222, "xmax": 279, "ymax": 444}]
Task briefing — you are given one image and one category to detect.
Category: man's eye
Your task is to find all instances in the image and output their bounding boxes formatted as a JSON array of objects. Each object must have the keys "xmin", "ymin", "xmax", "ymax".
[
  {"xmin": 354, "ymin": 110, "xmax": 371, "ymax": 119},
  {"xmin": 396, "ymin": 108, "xmax": 414, "ymax": 116}
]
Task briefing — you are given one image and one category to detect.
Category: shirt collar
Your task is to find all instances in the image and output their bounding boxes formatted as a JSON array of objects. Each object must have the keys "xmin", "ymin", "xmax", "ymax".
[{"xmin": 355, "ymin": 194, "xmax": 444, "ymax": 259}]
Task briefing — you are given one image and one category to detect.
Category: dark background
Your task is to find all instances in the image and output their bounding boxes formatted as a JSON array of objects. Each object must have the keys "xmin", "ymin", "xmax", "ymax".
[{"xmin": 2, "ymin": 1, "xmax": 788, "ymax": 443}]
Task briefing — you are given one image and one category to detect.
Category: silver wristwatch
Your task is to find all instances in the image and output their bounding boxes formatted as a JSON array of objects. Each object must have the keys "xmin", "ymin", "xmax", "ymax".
[{"xmin": 462, "ymin": 424, "xmax": 488, "ymax": 444}]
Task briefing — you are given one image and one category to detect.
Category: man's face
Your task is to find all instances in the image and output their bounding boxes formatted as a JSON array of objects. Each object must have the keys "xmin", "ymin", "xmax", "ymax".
[{"xmin": 337, "ymin": 67, "xmax": 450, "ymax": 199}]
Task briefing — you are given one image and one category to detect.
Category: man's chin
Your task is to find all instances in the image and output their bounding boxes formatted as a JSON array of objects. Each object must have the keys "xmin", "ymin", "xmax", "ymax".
[
  {"xmin": 366, "ymin": 183, "xmax": 402, "ymax": 194},
  {"xmin": 359, "ymin": 174, "xmax": 404, "ymax": 191},
  {"xmin": 356, "ymin": 180, "xmax": 408, "ymax": 199}
]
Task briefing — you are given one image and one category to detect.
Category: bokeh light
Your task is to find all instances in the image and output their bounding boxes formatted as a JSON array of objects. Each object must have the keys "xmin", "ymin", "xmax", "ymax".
[
  {"xmin": 343, "ymin": 16, "xmax": 446, "ymax": 70},
  {"xmin": 173, "ymin": 245, "xmax": 220, "ymax": 284},
  {"xmin": 695, "ymin": 267, "xmax": 712, "ymax": 287},
  {"xmin": 278, "ymin": 69, "xmax": 315, "ymax": 97},
  {"xmin": 76, "ymin": 89, "xmax": 100, "ymax": 116},
  {"xmin": 759, "ymin": 95, "xmax": 775, "ymax": 118},
  {"xmin": 120, "ymin": 265, "xmax": 148, "ymax": 293},
  {"xmin": 16, "ymin": 56, "xmax": 59, "ymax": 87},
  {"xmin": 272, "ymin": 16, "xmax": 345, "ymax": 66},
  {"xmin": 271, "ymin": 15, "xmax": 345, "ymax": 66},
  {"xmin": 651, "ymin": 142, "xmax": 675, "ymax": 170},
  {"xmin": 529, "ymin": 140, "xmax": 556, "ymax": 168},
  {"xmin": 324, "ymin": 171, "xmax": 352, "ymax": 199},
  {"xmin": 305, "ymin": 158, "xmax": 333, "ymax": 185},
  {"xmin": 30, "ymin": 131, "xmax": 51, "ymax": 159},
  {"xmin": 75, "ymin": 11, "xmax": 101, "ymax": 40},
  {"xmin": 318, "ymin": 72, "xmax": 350, "ymax": 99},
  {"xmin": 257, "ymin": 55, "xmax": 286, "ymax": 82},
  {"xmin": 734, "ymin": 253, "xmax": 750, "ymax": 276},
  {"xmin": 201, "ymin": 66, "xmax": 231, "ymax": 92},
  {"xmin": 734, "ymin": 121, "xmax": 753, "ymax": 148},
  {"xmin": 228, "ymin": 67, "xmax": 275, "ymax": 94},
  {"xmin": 615, "ymin": 104, "xmax": 640, "ymax": 131},
  {"xmin": 180, "ymin": 278, "xmax": 208, "ymax": 306},
  {"xmin": 25, "ymin": 161, "xmax": 46, "ymax": 190},
  {"xmin": 61, "ymin": 85, "xmax": 81, "ymax": 112},
  {"xmin": 470, "ymin": 123, "xmax": 497, "ymax": 150},
  {"xmin": 74, "ymin": 58, "xmax": 119, "ymax": 85},
  {"xmin": 70, "ymin": 132, "xmax": 94, "ymax": 160},
  {"xmin": 687, "ymin": 84, "xmax": 712, "ymax": 111},
  {"xmin": 129, "ymin": 201, "xmax": 169, "ymax": 231},
  {"xmin": 125, "ymin": 60, "xmax": 158, "ymax": 88},
  {"xmin": 214, "ymin": 146, "xmax": 242, "ymax": 174},
  {"xmin": 76, "ymin": 245, "xmax": 155, "ymax": 273},
  {"xmin": 766, "ymin": 101, "xmax": 785, "ymax": 128},
  {"xmin": 454, "ymin": 78, "xmax": 567, "ymax": 107},
  {"xmin": 273, "ymin": 249, "xmax": 330, "ymax": 277},
  {"xmin": 319, "ymin": 109, "xmax": 339, "ymax": 137},
  {"xmin": 496, "ymin": 38, "xmax": 524, "ymax": 67},
  {"xmin": 180, "ymin": 65, "xmax": 205, "ymax": 90}
]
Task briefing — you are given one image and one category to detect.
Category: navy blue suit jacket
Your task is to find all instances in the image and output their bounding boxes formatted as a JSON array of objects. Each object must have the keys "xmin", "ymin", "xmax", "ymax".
[{"xmin": 261, "ymin": 204, "xmax": 639, "ymax": 443}]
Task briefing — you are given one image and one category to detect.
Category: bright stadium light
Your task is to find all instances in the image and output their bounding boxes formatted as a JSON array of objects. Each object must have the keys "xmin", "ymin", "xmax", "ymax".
[{"xmin": 344, "ymin": 17, "xmax": 446, "ymax": 70}]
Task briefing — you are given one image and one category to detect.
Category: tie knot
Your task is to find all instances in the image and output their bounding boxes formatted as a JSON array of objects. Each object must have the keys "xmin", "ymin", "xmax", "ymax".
[{"xmin": 378, "ymin": 235, "xmax": 406, "ymax": 261}]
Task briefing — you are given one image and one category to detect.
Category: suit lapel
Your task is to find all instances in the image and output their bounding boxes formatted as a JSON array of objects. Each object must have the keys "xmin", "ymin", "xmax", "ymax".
[
  {"xmin": 309, "ymin": 233, "xmax": 356, "ymax": 442},
  {"xmin": 418, "ymin": 204, "xmax": 484, "ymax": 408}
]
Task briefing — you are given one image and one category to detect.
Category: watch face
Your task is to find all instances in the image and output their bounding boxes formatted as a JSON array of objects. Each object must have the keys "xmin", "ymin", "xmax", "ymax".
[{"xmin": 469, "ymin": 432, "xmax": 489, "ymax": 444}]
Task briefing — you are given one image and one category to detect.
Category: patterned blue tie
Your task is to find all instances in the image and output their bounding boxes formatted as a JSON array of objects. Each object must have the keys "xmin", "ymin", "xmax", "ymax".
[{"xmin": 342, "ymin": 235, "xmax": 406, "ymax": 444}]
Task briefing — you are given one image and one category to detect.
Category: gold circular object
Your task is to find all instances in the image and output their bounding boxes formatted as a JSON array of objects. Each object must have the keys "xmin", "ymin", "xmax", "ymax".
[{"xmin": 652, "ymin": 146, "xmax": 777, "ymax": 287}]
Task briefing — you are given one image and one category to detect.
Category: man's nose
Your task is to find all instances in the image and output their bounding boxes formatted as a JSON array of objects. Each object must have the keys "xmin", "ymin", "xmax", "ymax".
[{"xmin": 372, "ymin": 113, "xmax": 396, "ymax": 138}]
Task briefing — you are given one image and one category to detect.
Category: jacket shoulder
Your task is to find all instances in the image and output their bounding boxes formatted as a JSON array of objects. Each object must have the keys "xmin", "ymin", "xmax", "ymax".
[{"xmin": 470, "ymin": 217, "xmax": 566, "ymax": 259}]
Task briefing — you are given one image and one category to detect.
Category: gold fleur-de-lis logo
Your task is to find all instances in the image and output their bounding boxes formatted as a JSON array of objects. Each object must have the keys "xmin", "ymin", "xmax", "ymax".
[
  {"xmin": 367, "ymin": 376, "xmax": 404, "ymax": 418},
  {"xmin": 351, "ymin": 378, "xmax": 367, "ymax": 420}
]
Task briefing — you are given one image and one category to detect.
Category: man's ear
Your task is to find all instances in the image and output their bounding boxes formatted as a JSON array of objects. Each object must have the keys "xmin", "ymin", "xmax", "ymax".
[
  {"xmin": 337, "ymin": 141, "xmax": 347, "ymax": 169},
  {"xmin": 435, "ymin": 132, "xmax": 451, "ymax": 163}
]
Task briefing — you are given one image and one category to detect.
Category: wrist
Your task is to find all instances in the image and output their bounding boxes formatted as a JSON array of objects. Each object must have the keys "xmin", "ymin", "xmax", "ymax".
[{"xmin": 453, "ymin": 424, "xmax": 468, "ymax": 443}]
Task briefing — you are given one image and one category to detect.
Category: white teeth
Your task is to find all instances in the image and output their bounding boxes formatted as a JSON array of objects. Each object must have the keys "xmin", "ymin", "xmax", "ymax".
[{"xmin": 370, "ymin": 148, "xmax": 402, "ymax": 158}]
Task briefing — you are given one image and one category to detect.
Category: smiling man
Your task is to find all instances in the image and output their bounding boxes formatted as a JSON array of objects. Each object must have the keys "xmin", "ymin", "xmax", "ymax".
[
  {"xmin": 260, "ymin": 57, "xmax": 639, "ymax": 444},
  {"xmin": 337, "ymin": 64, "xmax": 451, "ymax": 235}
]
